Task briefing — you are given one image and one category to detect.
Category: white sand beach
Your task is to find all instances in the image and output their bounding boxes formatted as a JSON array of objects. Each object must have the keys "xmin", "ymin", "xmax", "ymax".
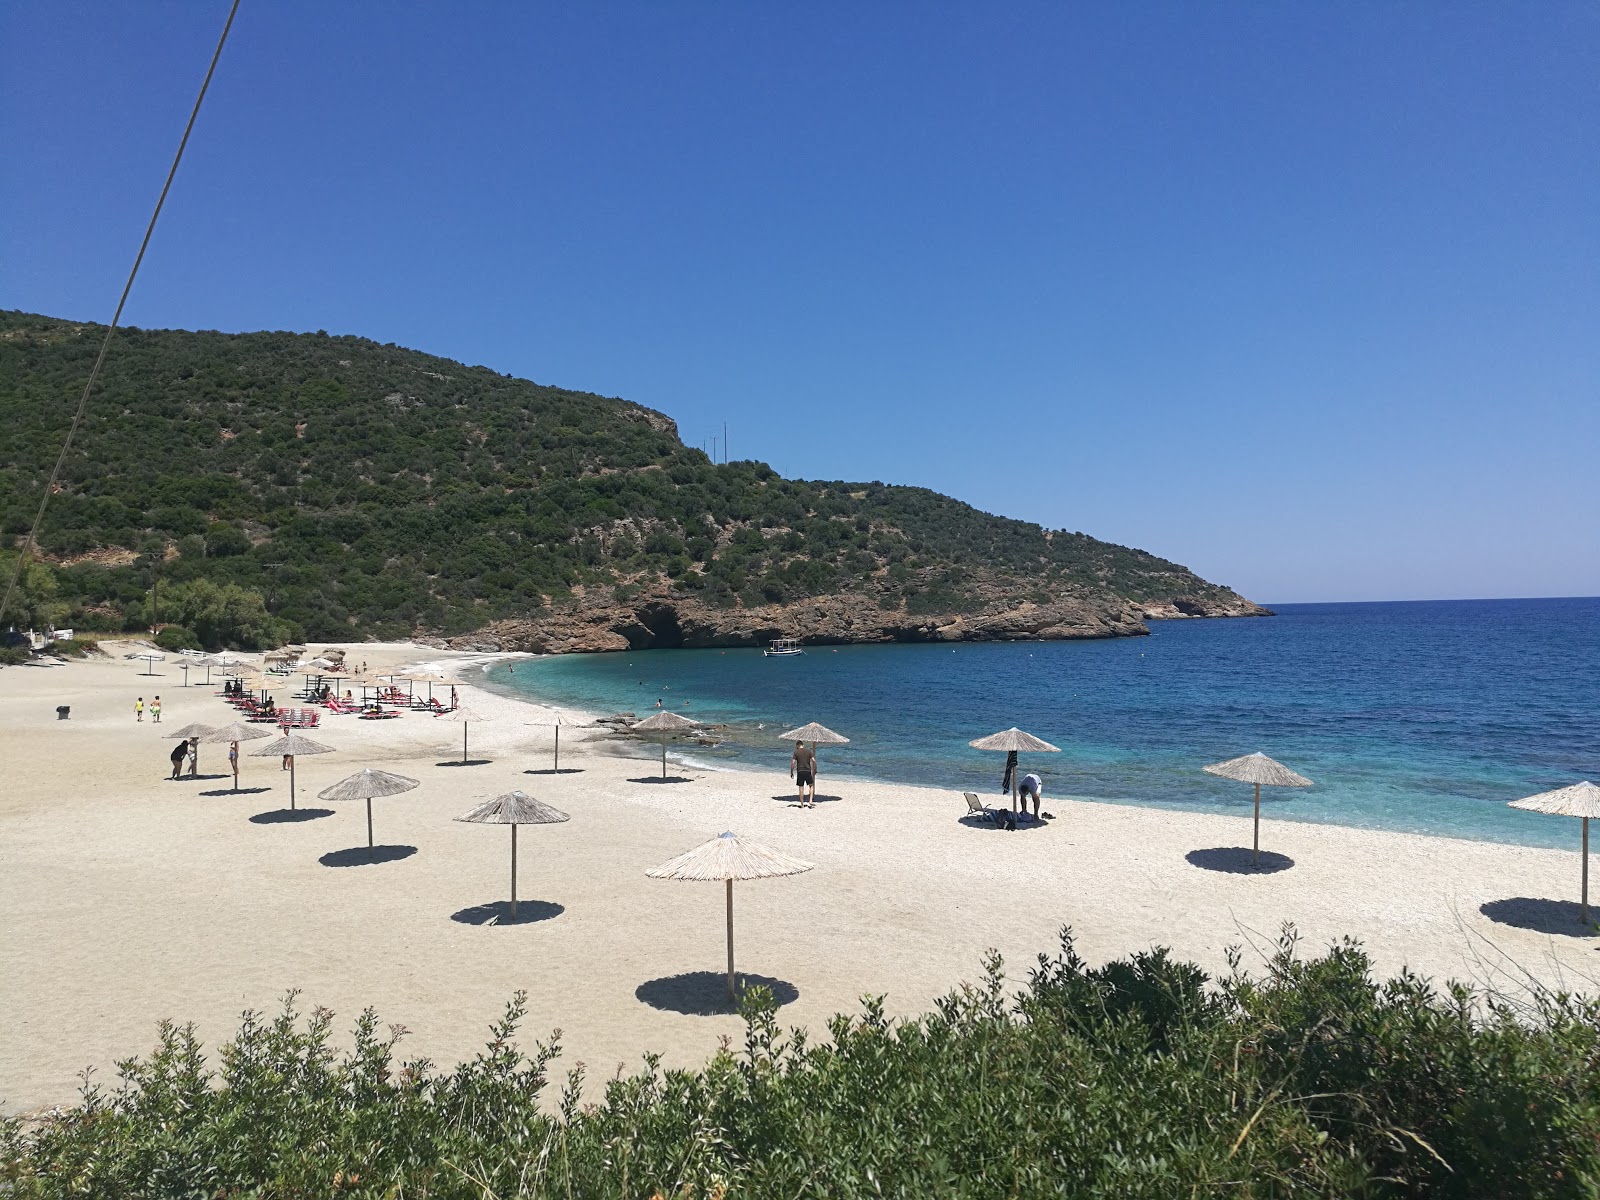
[{"xmin": 1, "ymin": 641, "xmax": 1594, "ymax": 1116}]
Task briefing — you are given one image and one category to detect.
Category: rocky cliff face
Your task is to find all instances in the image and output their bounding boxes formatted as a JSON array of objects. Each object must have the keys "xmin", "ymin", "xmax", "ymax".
[{"xmin": 431, "ymin": 580, "xmax": 1268, "ymax": 655}]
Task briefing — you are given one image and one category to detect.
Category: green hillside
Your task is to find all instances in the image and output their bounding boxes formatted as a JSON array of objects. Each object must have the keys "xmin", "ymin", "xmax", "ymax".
[{"xmin": 0, "ymin": 311, "xmax": 1257, "ymax": 647}]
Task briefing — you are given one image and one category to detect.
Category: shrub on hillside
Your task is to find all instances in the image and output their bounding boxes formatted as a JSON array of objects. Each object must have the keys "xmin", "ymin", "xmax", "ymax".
[
  {"xmin": 153, "ymin": 625, "xmax": 201, "ymax": 652},
  {"xmin": 4, "ymin": 929, "xmax": 1597, "ymax": 1197}
]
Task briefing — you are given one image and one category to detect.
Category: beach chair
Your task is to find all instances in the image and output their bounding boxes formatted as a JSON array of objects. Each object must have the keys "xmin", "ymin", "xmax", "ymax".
[{"xmin": 964, "ymin": 793, "xmax": 1002, "ymax": 825}]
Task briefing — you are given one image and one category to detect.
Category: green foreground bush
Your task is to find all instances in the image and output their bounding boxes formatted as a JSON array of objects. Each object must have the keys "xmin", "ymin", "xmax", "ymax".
[{"xmin": 4, "ymin": 930, "xmax": 1598, "ymax": 1198}]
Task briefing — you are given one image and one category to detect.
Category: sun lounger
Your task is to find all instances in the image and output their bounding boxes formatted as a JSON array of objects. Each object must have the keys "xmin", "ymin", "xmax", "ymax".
[{"xmin": 964, "ymin": 793, "xmax": 1001, "ymax": 824}]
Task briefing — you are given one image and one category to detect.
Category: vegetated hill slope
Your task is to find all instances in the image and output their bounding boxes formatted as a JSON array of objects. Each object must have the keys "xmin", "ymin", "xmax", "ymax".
[{"xmin": 0, "ymin": 311, "xmax": 1267, "ymax": 649}]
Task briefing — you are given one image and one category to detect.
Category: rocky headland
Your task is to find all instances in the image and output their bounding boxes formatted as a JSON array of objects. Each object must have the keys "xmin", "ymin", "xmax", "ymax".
[{"xmin": 432, "ymin": 582, "xmax": 1271, "ymax": 654}]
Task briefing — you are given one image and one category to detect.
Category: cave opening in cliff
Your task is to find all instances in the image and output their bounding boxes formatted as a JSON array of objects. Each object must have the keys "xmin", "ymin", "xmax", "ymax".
[{"xmin": 631, "ymin": 602, "xmax": 685, "ymax": 650}]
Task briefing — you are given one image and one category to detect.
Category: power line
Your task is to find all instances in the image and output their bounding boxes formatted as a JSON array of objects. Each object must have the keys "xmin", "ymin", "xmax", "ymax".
[{"xmin": 0, "ymin": 0, "xmax": 242, "ymax": 628}]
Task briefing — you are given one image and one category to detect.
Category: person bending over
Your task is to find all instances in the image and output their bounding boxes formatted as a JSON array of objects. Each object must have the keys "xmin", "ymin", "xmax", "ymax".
[
  {"xmin": 790, "ymin": 741, "xmax": 817, "ymax": 809},
  {"xmin": 1017, "ymin": 772, "xmax": 1043, "ymax": 819}
]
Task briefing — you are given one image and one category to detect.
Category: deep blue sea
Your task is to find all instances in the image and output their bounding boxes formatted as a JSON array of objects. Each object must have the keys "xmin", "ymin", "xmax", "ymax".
[{"xmin": 484, "ymin": 598, "xmax": 1599, "ymax": 849}]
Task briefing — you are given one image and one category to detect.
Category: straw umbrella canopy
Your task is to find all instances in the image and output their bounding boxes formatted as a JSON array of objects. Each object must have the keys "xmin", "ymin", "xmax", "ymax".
[
  {"xmin": 454, "ymin": 790, "xmax": 570, "ymax": 919},
  {"xmin": 318, "ymin": 768, "xmax": 420, "ymax": 849},
  {"xmin": 1509, "ymin": 781, "xmax": 1600, "ymax": 924},
  {"xmin": 400, "ymin": 670, "xmax": 449, "ymax": 702},
  {"xmin": 1203, "ymin": 752, "xmax": 1313, "ymax": 865},
  {"xmin": 632, "ymin": 711, "xmax": 699, "ymax": 779},
  {"xmin": 778, "ymin": 722, "xmax": 850, "ymax": 746},
  {"xmin": 436, "ymin": 705, "xmax": 493, "ymax": 763},
  {"xmin": 249, "ymin": 731, "xmax": 336, "ymax": 810},
  {"xmin": 646, "ymin": 831, "xmax": 814, "ymax": 1002},
  {"xmin": 198, "ymin": 721, "xmax": 273, "ymax": 790},
  {"xmin": 969, "ymin": 727, "xmax": 1061, "ymax": 811}
]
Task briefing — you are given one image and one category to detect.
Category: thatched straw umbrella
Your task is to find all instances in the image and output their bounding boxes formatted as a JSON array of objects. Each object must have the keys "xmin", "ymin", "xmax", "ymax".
[
  {"xmin": 199, "ymin": 720, "xmax": 272, "ymax": 790},
  {"xmin": 249, "ymin": 731, "xmax": 336, "ymax": 810},
  {"xmin": 401, "ymin": 670, "xmax": 449, "ymax": 703},
  {"xmin": 646, "ymin": 831, "xmax": 814, "ymax": 1002},
  {"xmin": 436, "ymin": 705, "xmax": 493, "ymax": 763},
  {"xmin": 778, "ymin": 721, "xmax": 849, "ymax": 748},
  {"xmin": 165, "ymin": 722, "xmax": 214, "ymax": 775},
  {"xmin": 1509, "ymin": 781, "xmax": 1600, "ymax": 924},
  {"xmin": 454, "ymin": 790, "xmax": 569, "ymax": 919},
  {"xmin": 318, "ymin": 768, "xmax": 420, "ymax": 850},
  {"xmin": 969, "ymin": 727, "xmax": 1061, "ymax": 812},
  {"xmin": 632, "ymin": 711, "xmax": 699, "ymax": 779},
  {"xmin": 132, "ymin": 651, "xmax": 164, "ymax": 675},
  {"xmin": 1203, "ymin": 752, "xmax": 1313, "ymax": 865}
]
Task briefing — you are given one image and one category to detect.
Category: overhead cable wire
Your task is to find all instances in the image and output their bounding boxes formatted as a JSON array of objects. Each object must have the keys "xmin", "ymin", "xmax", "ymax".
[{"xmin": 0, "ymin": 0, "xmax": 243, "ymax": 628}]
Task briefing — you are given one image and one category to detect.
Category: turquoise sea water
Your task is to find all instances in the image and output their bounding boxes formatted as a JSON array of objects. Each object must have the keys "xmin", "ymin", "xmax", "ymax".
[{"xmin": 484, "ymin": 598, "xmax": 1599, "ymax": 849}]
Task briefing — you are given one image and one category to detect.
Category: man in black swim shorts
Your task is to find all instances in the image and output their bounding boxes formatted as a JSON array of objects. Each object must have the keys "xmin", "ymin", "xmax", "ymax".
[{"xmin": 790, "ymin": 740, "xmax": 817, "ymax": 808}]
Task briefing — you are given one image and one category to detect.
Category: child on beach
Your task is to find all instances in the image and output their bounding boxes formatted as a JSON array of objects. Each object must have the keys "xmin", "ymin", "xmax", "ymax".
[
  {"xmin": 187, "ymin": 738, "xmax": 199, "ymax": 777},
  {"xmin": 150, "ymin": 696, "xmax": 161, "ymax": 723},
  {"xmin": 135, "ymin": 697, "xmax": 144, "ymax": 722},
  {"xmin": 228, "ymin": 742, "xmax": 239, "ymax": 789}
]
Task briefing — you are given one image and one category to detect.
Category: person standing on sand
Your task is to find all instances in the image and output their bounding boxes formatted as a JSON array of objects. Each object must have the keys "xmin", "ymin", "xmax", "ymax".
[
  {"xmin": 135, "ymin": 697, "xmax": 144, "ymax": 722},
  {"xmin": 169, "ymin": 739, "xmax": 188, "ymax": 780},
  {"xmin": 449, "ymin": 685, "xmax": 458, "ymax": 710},
  {"xmin": 150, "ymin": 696, "xmax": 161, "ymax": 723},
  {"xmin": 790, "ymin": 740, "xmax": 817, "ymax": 808},
  {"xmin": 228, "ymin": 741, "xmax": 239, "ymax": 790},
  {"xmin": 187, "ymin": 737, "xmax": 199, "ymax": 777}
]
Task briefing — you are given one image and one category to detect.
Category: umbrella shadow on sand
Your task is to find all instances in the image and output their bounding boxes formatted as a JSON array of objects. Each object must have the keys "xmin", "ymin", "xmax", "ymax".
[
  {"xmin": 436, "ymin": 759, "xmax": 492, "ymax": 768},
  {"xmin": 199, "ymin": 786, "xmax": 272, "ymax": 797},
  {"xmin": 319, "ymin": 845, "xmax": 418, "ymax": 867},
  {"xmin": 630, "ymin": 775, "xmax": 694, "ymax": 785},
  {"xmin": 525, "ymin": 768, "xmax": 585, "ymax": 775},
  {"xmin": 635, "ymin": 971, "xmax": 799, "ymax": 1016},
  {"xmin": 1187, "ymin": 847, "xmax": 1295, "ymax": 874},
  {"xmin": 959, "ymin": 813, "xmax": 1050, "ymax": 833},
  {"xmin": 450, "ymin": 900, "xmax": 565, "ymax": 926},
  {"xmin": 250, "ymin": 807, "xmax": 334, "ymax": 824},
  {"xmin": 1480, "ymin": 897, "xmax": 1600, "ymax": 937}
]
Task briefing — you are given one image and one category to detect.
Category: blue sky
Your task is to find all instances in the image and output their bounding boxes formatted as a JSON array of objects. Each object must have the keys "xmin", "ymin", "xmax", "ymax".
[{"xmin": 4, "ymin": 3, "xmax": 1596, "ymax": 604}]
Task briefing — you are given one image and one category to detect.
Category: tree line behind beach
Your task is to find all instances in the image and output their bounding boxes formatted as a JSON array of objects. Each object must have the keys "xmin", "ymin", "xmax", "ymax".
[{"xmin": 1, "ymin": 311, "xmax": 1253, "ymax": 648}]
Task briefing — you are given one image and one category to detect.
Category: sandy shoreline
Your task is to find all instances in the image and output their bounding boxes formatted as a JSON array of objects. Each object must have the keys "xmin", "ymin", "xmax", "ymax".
[{"xmin": 2, "ymin": 640, "xmax": 1596, "ymax": 1116}]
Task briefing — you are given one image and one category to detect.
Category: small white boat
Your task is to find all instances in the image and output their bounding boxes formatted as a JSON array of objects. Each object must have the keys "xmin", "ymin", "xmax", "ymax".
[{"xmin": 763, "ymin": 638, "xmax": 804, "ymax": 657}]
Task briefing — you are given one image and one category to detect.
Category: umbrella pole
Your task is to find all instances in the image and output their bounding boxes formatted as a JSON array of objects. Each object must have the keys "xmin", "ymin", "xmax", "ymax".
[
  {"xmin": 554, "ymin": 725, "xmax": 560, "ymax": 772},
  {"xmin": 366, "ymin": 797, "xmax": 374, "ymax": 849},
  {"xmin": 662, "ymin": 737, "xmax": 667, "ymax": 780},
  {"xmin": 726, "ymin": 878, "xmax": 735, "ymax": 1004},
  {"xmin": 289, "ymin": 759, "xmax": 297, "ymax": 811},
  {"xmin": 463, "ymin": 723, "xmax": 469, "ymax": 765},
  {"xmin": 1584, "ymin": 817, "xmax": 1590, "ymax": 926},
  {"xmin": 511, "ymin": 823, "xmax": 519, "ymax": 919},
  {"xmin": 1253, "ymin": 783, "xmax": 1261, "ymax": 864}
]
